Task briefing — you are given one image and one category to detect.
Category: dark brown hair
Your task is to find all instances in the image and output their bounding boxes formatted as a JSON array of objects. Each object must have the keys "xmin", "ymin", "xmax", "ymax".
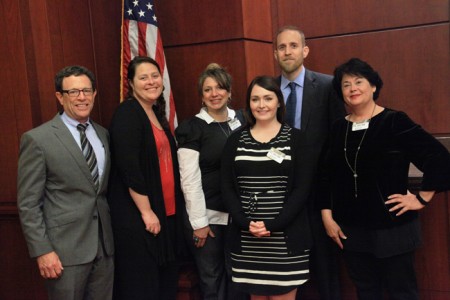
[
  {"xmin": 333, "ymin": 58, "xmax": 384, "ymax": 101},
  {"xmin": 245, "ymin": 76, "xmax": 285, "ymax": 127}
]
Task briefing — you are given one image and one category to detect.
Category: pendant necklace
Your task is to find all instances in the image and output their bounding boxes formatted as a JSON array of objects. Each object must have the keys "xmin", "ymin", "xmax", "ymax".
[
  {"xmin": 344, "ymin": 104, "xmax": 376, "ymax": 198},
  {"xmin": 217, "ymin": 121, "xmax": 231, "ymax": 137},
  {"xmin": 216, "ymin": 111, "xmax": 231, "ymax": 137}
]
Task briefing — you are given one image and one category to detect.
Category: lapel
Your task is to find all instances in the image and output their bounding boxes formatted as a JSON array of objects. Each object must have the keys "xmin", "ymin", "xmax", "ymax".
[
  {"xmin": 301, "ymin": 69, "xmax": 316, "ymax": 131},
  {"xmin": 49, "ymin": 114, "xmax": 99, "ymax": 193},
  {"xmin": 91, "ymin": 121, "xmax": 110, "ymax": 193}
]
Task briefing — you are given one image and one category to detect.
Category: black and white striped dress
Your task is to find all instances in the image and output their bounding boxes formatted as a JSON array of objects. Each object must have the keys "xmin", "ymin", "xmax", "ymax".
[{"xmin": 230, "ymin": 125, "xmax": 310, "ymax": 295}]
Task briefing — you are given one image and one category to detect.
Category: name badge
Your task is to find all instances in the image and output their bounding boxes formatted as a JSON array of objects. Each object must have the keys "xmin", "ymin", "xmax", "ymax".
[
  {"xmin": 267, "ymin": 147, "xmax": 285, "ymax": 164},
  {"xmin": 228, "ymin": 118, "xmax": 241, "ymax": 131},
  {"xmin": 352, "ymin": 120, "xmax": 369, "ymax": 131}
]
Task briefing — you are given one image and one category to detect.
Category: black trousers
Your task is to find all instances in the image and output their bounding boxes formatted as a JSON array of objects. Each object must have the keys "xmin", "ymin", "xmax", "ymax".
[{"xmin": 343, "ymin": 250, "xmax": 419, "ymax": 300}]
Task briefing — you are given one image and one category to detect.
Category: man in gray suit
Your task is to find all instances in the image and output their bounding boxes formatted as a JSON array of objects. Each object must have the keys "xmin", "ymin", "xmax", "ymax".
[
  {"xmin": 274, "ymin": 26, "xmax": 346, "ymax": 300},
  {"xmin": 17, "ymin": 66, "xmax": 114, "ymax": 300}
]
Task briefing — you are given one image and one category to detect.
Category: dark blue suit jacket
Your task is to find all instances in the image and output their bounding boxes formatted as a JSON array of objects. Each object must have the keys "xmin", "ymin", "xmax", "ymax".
[
  {"xmin": 278, "ymin": 69, "xmax": 346, "ymax": 211},
  {"xmin": 278, "ymin": 69, "xmax": 345, "ymax": 149}
]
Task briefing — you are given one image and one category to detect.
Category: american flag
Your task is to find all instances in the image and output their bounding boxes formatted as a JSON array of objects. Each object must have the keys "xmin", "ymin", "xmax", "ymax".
[{"xmin": 121, "ymin": 0, "xmax": 178, "ymax": 132}]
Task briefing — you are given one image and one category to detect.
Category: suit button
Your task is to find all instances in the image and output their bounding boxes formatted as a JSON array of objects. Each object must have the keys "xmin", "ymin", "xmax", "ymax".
[{"xmin": 93, "ymin": 215, "xmax": 98, "ymax": 220}]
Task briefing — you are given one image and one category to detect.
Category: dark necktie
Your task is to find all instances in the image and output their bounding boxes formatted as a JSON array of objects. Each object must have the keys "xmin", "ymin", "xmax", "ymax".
[
  {"xmin": 285, "ymin": 82, "xmax": 297, "ymax": 127},
  {"xmin": 77, "ymin": 124, "xmax": 99, "ymax": 191}
]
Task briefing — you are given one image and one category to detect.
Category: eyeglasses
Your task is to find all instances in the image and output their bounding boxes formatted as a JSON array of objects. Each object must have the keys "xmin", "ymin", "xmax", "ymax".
[{"xmin": 61, "ymin": 88, "xmax": 94, "ymax": 97}]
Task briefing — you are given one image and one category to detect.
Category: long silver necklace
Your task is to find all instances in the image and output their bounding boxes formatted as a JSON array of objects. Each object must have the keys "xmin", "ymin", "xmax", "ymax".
[
  {"xmin": 214, "ymin": 110, "xmax": 230, "ymax": 137},
  {"xmin": 217, "ymin": 121, "xmax": 231, "ymax": 137},
  {"xmin": 344, "ymin": 104, "xmax": 376, "ymax": 198}
]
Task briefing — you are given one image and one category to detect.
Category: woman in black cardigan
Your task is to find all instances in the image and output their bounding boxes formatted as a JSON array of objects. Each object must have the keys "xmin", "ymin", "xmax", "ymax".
[
  {"xmin": 108, "ymin": 56, "xmax": 185, "ymax": 300},
  {"xmin": 221, "ymin": 76, "xmax": 316, "ymax": 299},
  {"xmin": 320, "ymin": 58, "xmax": 450, "ymax": 300}
]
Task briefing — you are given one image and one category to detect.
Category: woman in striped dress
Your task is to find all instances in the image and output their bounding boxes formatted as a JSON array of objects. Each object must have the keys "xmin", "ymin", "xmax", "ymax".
[{"xmin": 221, "ymin": 76, "xmax": 316, "ymax": 299}]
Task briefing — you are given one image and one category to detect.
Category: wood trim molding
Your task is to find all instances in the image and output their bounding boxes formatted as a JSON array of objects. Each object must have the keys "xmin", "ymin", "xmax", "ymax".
[{"xmin": 0, "ymin": 203, "xmax": 18, "ymax": 216}]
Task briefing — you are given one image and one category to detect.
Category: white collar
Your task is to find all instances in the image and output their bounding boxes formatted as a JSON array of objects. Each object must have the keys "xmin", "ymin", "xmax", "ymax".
[{"xmin": 195, "ymin": 107, "xmax": 236, "ymax": 124}]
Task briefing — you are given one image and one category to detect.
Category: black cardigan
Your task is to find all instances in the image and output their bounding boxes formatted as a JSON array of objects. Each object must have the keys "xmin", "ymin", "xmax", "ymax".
[
  {"xmin": 108, "ymin": 98, "xmax": 185, "ymax": 264},
  {"xmin": 221, "ymin": 127, "xmax": 316, "ymax": 254}
]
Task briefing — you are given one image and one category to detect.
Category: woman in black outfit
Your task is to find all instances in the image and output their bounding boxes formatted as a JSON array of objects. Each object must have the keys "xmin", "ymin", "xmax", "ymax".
[
  {"xmin": 108, "ymin": 56, "xmax": 185, "ymax": 299},
  {"xmin": 320, "ymin": 58, "xmax": 450, "ymax": 300},
  {"xmin": 176, "ymin": 63, "xmax": 244, "ymax": 299}
]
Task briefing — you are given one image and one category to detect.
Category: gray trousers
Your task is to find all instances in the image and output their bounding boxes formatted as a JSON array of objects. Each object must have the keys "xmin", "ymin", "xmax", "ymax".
[{"xmin": 45, "ymin": 239, "xmax": 114, "ymax": 300}]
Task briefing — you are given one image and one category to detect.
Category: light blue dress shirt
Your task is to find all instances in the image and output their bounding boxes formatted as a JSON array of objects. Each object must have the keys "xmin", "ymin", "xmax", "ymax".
[{"xmin": 60, "ymin": 112, "xmax": 106, "ymax": 181}]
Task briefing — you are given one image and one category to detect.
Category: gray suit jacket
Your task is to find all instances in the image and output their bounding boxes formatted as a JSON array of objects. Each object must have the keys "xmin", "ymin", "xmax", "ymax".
[{"xmin": 17, "ymin": 113, "xmax": 114, "ymax": 266}]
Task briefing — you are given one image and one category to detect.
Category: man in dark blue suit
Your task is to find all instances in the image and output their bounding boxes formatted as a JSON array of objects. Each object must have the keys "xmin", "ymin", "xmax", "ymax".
[{"xmin": 274, "ymin": 25, "xmax": 346, "ymax": 300}]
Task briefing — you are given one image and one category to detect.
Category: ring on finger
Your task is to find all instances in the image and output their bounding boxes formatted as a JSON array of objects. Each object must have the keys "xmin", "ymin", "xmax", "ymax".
[{"xmin": 193, "ymin": 236, "xmax": 199, "ymax": 243}]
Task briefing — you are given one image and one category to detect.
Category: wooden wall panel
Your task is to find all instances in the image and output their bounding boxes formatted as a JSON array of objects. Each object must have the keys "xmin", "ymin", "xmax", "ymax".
[
  {"xmin": 242, "ymin": 0, "xmax": 272, "ymax": 41},
  {"xmin": 0, "ymin": 0, "xmax": 31, "ymax": 203},
  {"xmin": 243, "ymin": 40, "xmax": 276, "ymax": 81},
  {"xmin": 18, "ymin": 0, "xmax": 43, "ymax": 128},
  {"xmin": 416, "ymin": 192, "xmax": 450, "ymax": 296},
  {"xmin": 305, "ymin": 24, "xmax": 449, "ymax": 134},
  {"xmin": 89, "ymin": 0, "xmax": 122, "ymax": 127},
  {"xmin": 53, "ymin": 1, "xmax": 96, "ymax": 66},
  {"xmin": 24, "ymin": 0, "xmax": 59, "ymax": 127},
  {"xmin": 155, "ymin": 0, "xmax": 245, "ymax": 46},
  {"xmin": 274, "ymin": 0, "xmax": 448, "ymax": 38},
  {"xmin": 0, "ymin": 218, "xmax": 47, "ymax": 300}
]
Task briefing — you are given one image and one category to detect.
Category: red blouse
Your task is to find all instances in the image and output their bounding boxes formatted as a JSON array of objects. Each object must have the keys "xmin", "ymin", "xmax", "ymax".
[{"xmin": 151, "ymin": 122, "xmax": 176, "ymax": 216}]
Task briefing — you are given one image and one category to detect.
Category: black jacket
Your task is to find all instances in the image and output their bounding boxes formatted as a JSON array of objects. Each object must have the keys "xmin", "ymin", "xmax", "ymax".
[{"xmin": 108, "ymin": 98, "xmax": 185, "ymax": 264}]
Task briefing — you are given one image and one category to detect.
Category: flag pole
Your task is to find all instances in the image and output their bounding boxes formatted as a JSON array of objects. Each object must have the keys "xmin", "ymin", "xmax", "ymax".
[{"xmin": 120, "ymin": 0, "xmax": 124, "ymax": 102}]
